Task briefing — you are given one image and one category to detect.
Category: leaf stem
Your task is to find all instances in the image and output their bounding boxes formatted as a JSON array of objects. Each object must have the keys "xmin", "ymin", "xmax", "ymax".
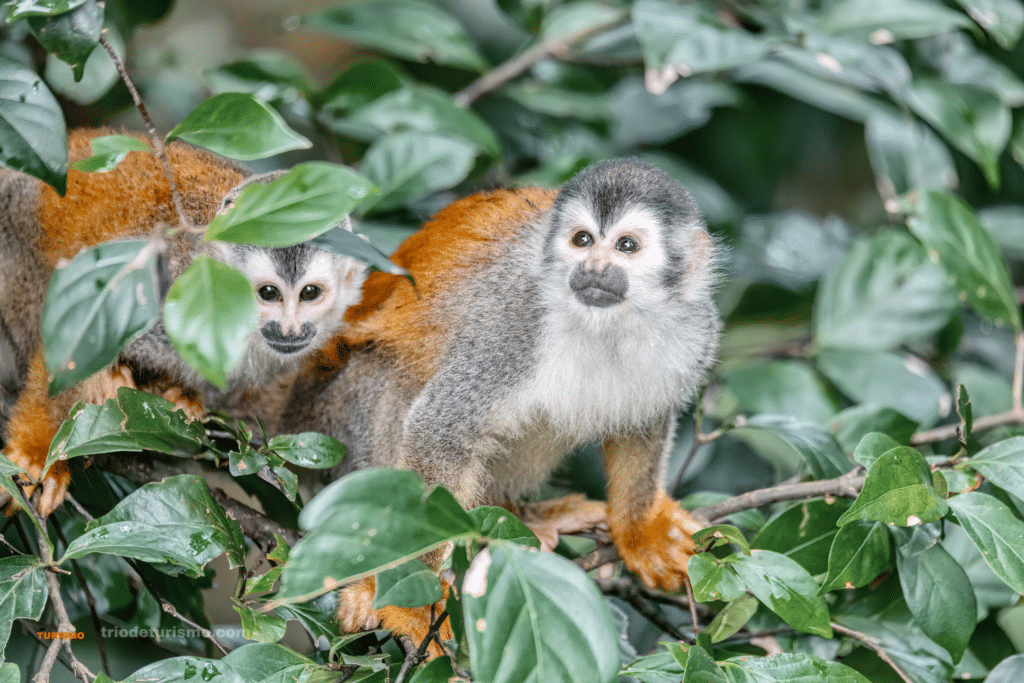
[{"xmin": 98, "ymin": 32, "xmax": 188, "ymax": 229}]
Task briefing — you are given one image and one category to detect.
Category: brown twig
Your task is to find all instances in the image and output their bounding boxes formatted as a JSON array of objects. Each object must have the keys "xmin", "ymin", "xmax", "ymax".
[
  {"xmin": 691, "ymin": 472, "xmax": 865, "ymax": 525},
  {"xmin": 210, "ymin": 487, "xmax": 300, "ymax": 548},
  {"xmin": 575, "ymin": 543, "xmax": 620, "ymax": 572},
  {"xmin": 161, "ymin": 599, "xmax": 229, "ymax": 656},
  {"xmin": 52, "ymin": 521, "xmax": 111, "ymax": 677},
  {"xmin": 595, "ymin": 577, "xmax": 691, "ymax": 642},
  {"xmin": 98, "ymin": 32, "xmax": 188, "ymax": 229},
  {"xmin": 831, "ymin": 622, "xmax": 913, "ymax": 683},
  {"xmin": 453, "ymin": 12, "xmax": 628, "ymax": 107},
  {"xmin": 393, "ymin": 610, "xmax": 450, "ymax": 683},
  {"xmin": 684, "ymin": 576, "xmax": 700, "ymax": 637}
]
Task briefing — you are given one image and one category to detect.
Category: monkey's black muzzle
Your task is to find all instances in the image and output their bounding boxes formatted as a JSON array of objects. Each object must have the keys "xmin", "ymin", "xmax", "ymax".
[
  {"xmin": 570, "ymin": 265, "xmax": 628, "ymax": 308},
  {"xmin": 262, "ymin": 322, "xmax": 316, "ymax": 354}
]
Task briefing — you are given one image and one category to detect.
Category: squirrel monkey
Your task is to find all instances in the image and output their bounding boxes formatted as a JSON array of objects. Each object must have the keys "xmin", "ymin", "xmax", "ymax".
[
  {"xmin": 0, "ymin": 129, "xmax": 367, "ymax": 516},
  {"xmin": 283, "ymin": 158, "xmax": 720, "ymax": 651}
]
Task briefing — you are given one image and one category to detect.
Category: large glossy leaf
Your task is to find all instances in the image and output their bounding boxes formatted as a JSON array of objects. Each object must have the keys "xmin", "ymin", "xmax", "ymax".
[
  {"xmin": 462, "ymin": 542, "xmax": 620, "ymax": 683},
  {"xmin": 719, "ymin": 653, "xmax": 872, "ymax": 682},
  {"xmin": 753, "ymin": 498, "xmax": 852, "ymax": 575},
  {"xmin": 0, "ymin": 556, "xmax": 47, "ymax": 661},
  {"xmin": 329, "ymin": 84, "xmax": 499, "ymax": 157},
  {"xmin": 734, "ymin": 415, "xmax": 852, "ymax": 480},
  {"xmin": 896, "ymin": 542, "xmax": 976, "ymax": 663},
  {"xmin": 359, "ymin": 132, "xmax": 477, "ymax": 213},
  {"xmin": 865, "ymin": 112, "xmax": 957, "ymax": 202},
  {"xmin": 909, "ymin": 191, "xmax": 1022, "ymax": 332},
  {"xmin": 301, "ymin": 0, "xmax": 487, "ymax": 72},
  {"xmin": 203, "ymin": 162, "xmax": 375, "ymax": 246},
  {"xmin": 27, "ymin": 0, "xmax": 102, "ymax": 82},
  {"xmin": 0, "ymin": 55, "xmax": 67, "ymax": 193},
  {"xmin": 954, "ymin": 0, "xmax": 1024, "ymax": 49},
  {"xmin": 166, "ymin": 92, "xmax": 311, "ymax": 161},
  {"xmin": 906, "ymin": 81, "xmax": 1010, "ymax": 189},
  {"xmin": 278, "ymin": 469, "xmax": 477, "ymax": 600},
  {"xmin": 949, "ymin": 492, "xmax": 1024, "ymax": 594},
  {"xmin": 851, "ymin": 432, "xmax": 904, "ymax": 469},
  {"xmin": 819, "ymin": 521, "xmax": 892, "ymax": 592},
  {"xmin": 42, "ymin": 239, "xmax": 160, "ymax": 393},
  {"xmin": 970, "ymin": 437, "xmax": 1024, "ymax": 501},
  {"xmin": 730, "ymin": 550, "xmax": 833, "ymax": 637},
  {"xmin": 822, "ymin": 0, "xmax": 972, "ymax": 40},
  {"xmin": 838, "ymin": 446, "xmax": 948, "ymax": 527},
  {"xmin": 817, "ymin": 349, "xmax": 947, "ymax": 428},
  {"xmin": 115, "ymin": 657, "xmax": 245, "ymax": 683},
  {"xmin": 163, "ymin": 256, "xmax": 258, "ymax": 391},
  {"xmin": 814, "ymin": 231, "xmax": 958, "ymax": 350},
  {"xmin": 221, "ymin": 643, "xmax": 325, "ymax": 683},
  {"xmin": 61, "ymin": 475, "xmax": 246, "ymax": 576}
]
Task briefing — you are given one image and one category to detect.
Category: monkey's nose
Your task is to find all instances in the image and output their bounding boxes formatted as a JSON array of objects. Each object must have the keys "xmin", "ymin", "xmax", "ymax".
[{"xmin": 570, "ymin": 265, "xmax": 628, "ymax": 307}]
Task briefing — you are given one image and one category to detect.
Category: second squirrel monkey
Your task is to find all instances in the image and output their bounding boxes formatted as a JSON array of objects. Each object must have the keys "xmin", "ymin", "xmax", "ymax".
[
  {"xmin": 0, "ymin": 129, "xmax": 367, "ymax": 515},
  {"xmin": 283, "ymin": 158, "xmax": 720, "ymax": 649}
]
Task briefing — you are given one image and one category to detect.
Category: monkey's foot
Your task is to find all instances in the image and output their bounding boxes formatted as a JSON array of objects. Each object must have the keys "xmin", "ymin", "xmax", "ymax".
[
  {"xmin": 156, "ymin": 386, "xmax": 205, "ymax": 422},
  {"xmin": 609, "ymin": 493, "xmax": 702, "ymax": 592},
  {"xmin": 513, "ymin": 494, "xmax": 608, "ymax": 552},
  {"xmin": 337, "ymin": 577, "xmax": 453, "ymax": 659},
  {"xmin": 1, "ymin": 450, "xmax": 70, "ymax": 517}
]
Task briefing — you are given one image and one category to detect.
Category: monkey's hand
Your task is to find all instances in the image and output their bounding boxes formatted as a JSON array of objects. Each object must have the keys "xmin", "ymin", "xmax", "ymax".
[
  {"xmin": 1, "ymin": 452, "xmax": 69, "ymax": 518},
  {"xmin": 337, "ymin": 577, "xmax": 454, "ymax": 660},
  {"xmin": 512, "ymin": 494, "xmax": 607, "ymax": 552},
  {"xmin": 608, "ymin": 492, "xmax": 702, "ymax": 593}
]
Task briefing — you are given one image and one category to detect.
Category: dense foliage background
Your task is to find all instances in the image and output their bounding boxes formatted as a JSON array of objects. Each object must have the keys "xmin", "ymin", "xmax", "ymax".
[{"xmin": 2, "ymin": 0, "xmax": 1024, "ymax": 681}]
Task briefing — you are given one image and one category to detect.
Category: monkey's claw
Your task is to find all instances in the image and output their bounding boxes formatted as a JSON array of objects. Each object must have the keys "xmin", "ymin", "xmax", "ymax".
[
  {"xmin": 1, "ymin": 450, "xmax": 69, "ymax": 517},
  {"xmin": 338, "ymin": 576, "xmax": 453, "ymax": 660},
  {"xmin": 611, "ymin": 493, "xmax": 702, "ymax": 593}
]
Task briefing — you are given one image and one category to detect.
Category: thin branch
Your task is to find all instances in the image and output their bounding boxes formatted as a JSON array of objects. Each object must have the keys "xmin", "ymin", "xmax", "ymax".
[
  {"xmin": 575, "ymin": 543, "xmax": 620, "ymax": 572},
  {"xmin": 393, "ymin": 610, "xmax": 450, "ymax": 683},
  {"xmin": 596, "ymin": 578, "xmax": 691, "ymax": 642},
  {"xmin": 691, "ymin": 472, "xmax": 864, "ymax": 525},
  {"xmin": 161, "ymin": 599, "xmax": 229, "ymax": 656},
  {"xmin": 684, "ymin": 576, "xmax": 699, "ymax": 637},
  {"xmin": 53, "ymin": 521, "xmax": 111, "ymax": 677},
  {"xmin": 831, "ymin": 622, "xmax": 913, "ymax": 683},
  {"xmin": 98, "ymin": 32, "xmax": 188, "ymax": 229},
  {"xmin": 453, "ymin": 12, "xmax": 628, "ymax": 107},
  {"xmin": 1013, "ymin": 331, "xmax": 1024, "ymax": 416}
]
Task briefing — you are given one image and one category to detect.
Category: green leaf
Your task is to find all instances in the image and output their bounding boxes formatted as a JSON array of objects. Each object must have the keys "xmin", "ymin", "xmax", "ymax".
[
  {"xmin": 114, "ymin": 657, "xmax": 245, "ymax": 683},
  {"xmin": 315, "ymin": 57, "xmax": 406, "ymax": 114},
  {"xmin": 865, "ymin": 112, "xmax": 957, "ymax": 204},
  {"xmin": 43, "ymin": 239, "xmax": 160, "ymax": 393},
  {"xmin": 462, "ymin": 542, "xmax": 620, "ymax": 683},
  {"xmin": 819, "ymin": 521, "xmax": 892, "ymax": 592},
  {"xmin": 610, "ymin": 76, "xmax": 740, "ymax": 148},
  {"xmin": 266, "ymin": 432, "xmax": 345, "ymax": 469},
  {"xmin": 372, "ymin": 558, "xmax": 442, "ymax": 609},
  {"xmin": 817, "ymin": 349, "xmax": 947, "ymax": 428},
  {"xmin": 724, "ymin": 361, "xmax": 838, "ymax": 424},
  {"xmin": 0, "ymin": 663, "xmax": 20, "ymax": 683},
  {"xmin": 693, "ymin": 525, "xmax": 751, "ymax": 556},
  {"xmin": 310, "ymin": 225, "xmax": 408, "ymax": 277},
  {"xmin": 7, "ymin": 0, "xmax": 88, "ymax": 19},
  {"xmin": 0, "ymin": 55, "xmax": 67, "ymax": 194},
  {"xmin": 909, "ymin": 191, "xmax": 1022, "ymax": 332},
  {"xmin": 408, "ymin": 656, "xmax": 456, "ymax": 683},
  {"xmin": 278, "ymin": 469, "xmax": 477, "ymax": 600},
  {"xmin": 632, "ymin": 0, "xmax": 769, "ymax": 83},
  {"xmin": 830, "ymin": 405, "xmax": 918, "ymax": 456},
  {"xmin": 233, "ymin": 601, "xmax": 287, "ymax": 644},
  {"xmin": 619, "ymin": 644, "xmax": 686, "ymax": 683},
  {"xmin": 166, "ymin": 92, "xmax": 312, "ymax": 161},
  {"xmin": 68, "ymin": 134, "xmax": 150, "ymax": 173},
  {"xmin": 204, "ymin": 162, "xmax": 376, "ymax": 246},
  {"xmin": 706, "ymin": 594, "xmax": 758, "ymax": 644},
  {"xmin": 752, "ymin": 498, "xmax": 852, "ymax": 576},
  {"xmin": 244, "ymin": 564, "xmax": 283, "ymax": 596},
  {"xmin": 687, "ymin": 553, "xmax": 746, "ymax": 603},
  {"xmin": 222, "ymin": 642, "xmax": 324, "ymax": 682},
  {"xmin": 329, "ymin": 84, "xmax": 499, "ymax": 157},
  {"xmin": 0, "ymin": 556, "xmax": 47, "ymax": 661},
  {"xmin": 61, "ymin": 475, "xmax": 246, "ymax": 576},
  {"xmin": 906, "ymin": 81, "xmax": 1010, "ymax": 189},
  {"xmin": 949, "ymin": 492, "xmax": 1024, "ymax": 594},
  {"xmin": 730, "ymin": 550, "xmax": 833, "ymax": 637},
  {"xmin": 896, "ymin": 542, "xmax": 976, "ymax": 663},
  {"xmin": 469, "ymin": 506, "xmax": 541, "ymax": 548},
  {"xmin": 731, "ymin": 211, "xmax": 850, "ymax": 290},
  {"xmin": 970, "ymin": 437, "xmax": 1024, "ymax": 500},
  {"xmin": 27, "ymin": 0, "xmax": 102, "ymax": 82},
  {"xmin": 835, "ymin": 616, "xmax": 953, "ymax": 683},
  {"xmin": 683, "ymin": 642, "xmax": 727, "ymax": 682},
  {"xmin": 359, "ymin": 132, "xmax": 478, "ymax": 213},
  {"xmin": 822, "ymin": 0, "xmax": 972, "ymax": 40},
  {"xmin": 301, "ymin": 0, "xmax": 488, "ymax": 72},
  {"xmin": 45, "ymin": 400, "xmax": 139, "ymax": 476},
  {"xmin": 923, "ymin": 32, "xmax": 1024, "ymax": 108},
  {"xmin": 852, "ymin": 432, "xmax": 904, "ymax": 469},
  {"xmin": 116, "ymin": 387, "xmax": 210, "ymax": 455},
  {"xmin": 719, "ymin": 653, "xmax": 873, "ymax": 682},
  {"xmin": 206, "ymin": 49, "xmax": 314, "ymax": 102},
  {"xmin": 838, "ymin": 447, "xmax": 948, "ymax": 527},
  {"xmin": 985, "ymin": 654, "xmax": 1024, "ymax": 683},
  {"xmin": 954, "ymin": 0, "xmax": 1024, "ymax": 49},
  {"xmin": 163, "ymin": 255, "xmax": 258, "ymax": 391},
  {"xmin": 735, "ymin": 415, "xmax": 852, "ymax": 480},
  {"xmin": 814, "ymin": 231, "xmax": 958, "ymax": 350}
]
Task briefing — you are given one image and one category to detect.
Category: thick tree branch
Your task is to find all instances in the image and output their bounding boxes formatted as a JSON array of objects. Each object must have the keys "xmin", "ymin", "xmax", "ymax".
[{"xmin": 453, "ymin": 13, "xmax": 627, "ymax": 107}]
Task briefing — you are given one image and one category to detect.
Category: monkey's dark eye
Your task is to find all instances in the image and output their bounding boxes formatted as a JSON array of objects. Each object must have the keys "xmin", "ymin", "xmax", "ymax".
[
  {"xmin": 300, "ymin": 284, "xmax": 322, "ymax": 302},
  {"xmin": 616, "ymin": 236, "xmax": 640, "ymax": 253},
  {"xmin": 571, "ymin": 231, "xmax": 594, "ymax": 248},
  {"xmin": 258, "ymin": 285, "xmax": 282, "ymax": 302}
]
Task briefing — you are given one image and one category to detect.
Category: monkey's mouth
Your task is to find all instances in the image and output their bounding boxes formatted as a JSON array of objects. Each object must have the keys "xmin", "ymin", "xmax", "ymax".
[
  {"xmin": 570, "ymin": 268, "xmax": 628, "ymax": 308},
  {"xmin": 266, "ymin": 339, "xmax": 312, "ymax": 354}
]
